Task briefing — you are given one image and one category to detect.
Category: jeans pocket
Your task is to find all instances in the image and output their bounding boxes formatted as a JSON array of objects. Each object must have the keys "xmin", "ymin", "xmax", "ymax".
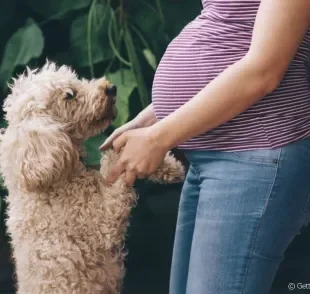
[{"xmin": 231, "ymin": 148, "xmax": 281, "ymax": 165}]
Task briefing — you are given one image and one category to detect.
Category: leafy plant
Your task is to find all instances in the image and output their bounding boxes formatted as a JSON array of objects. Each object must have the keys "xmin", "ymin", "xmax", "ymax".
[
  {"xmin": 0, "ymin": 0, "xmax": 201, "ymax": 164},
  {"xmin": 0, "ymin": 19, "xmax": 44, "ymax": 89}
]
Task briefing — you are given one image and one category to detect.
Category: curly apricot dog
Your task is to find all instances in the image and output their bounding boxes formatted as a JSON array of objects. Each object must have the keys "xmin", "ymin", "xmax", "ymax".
[{"xmin": 0, "ymin": 62, "xmax": 184, "ymax": 294}]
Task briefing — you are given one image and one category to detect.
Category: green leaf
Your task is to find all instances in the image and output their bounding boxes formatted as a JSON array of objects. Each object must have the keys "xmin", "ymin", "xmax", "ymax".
[
  {"xmin": 143, "ymin": 48, "xmax": 157, "ymax": 70},
  {"xmin": 106, "ymin": 69, "xmax": 137, "ymax": 128},
  {"xmin": 52, "ymin": 52, "xmax": 74, "ymax": 67},
  {"xmin": 161, "ymin": 0, "xmax": 202, "ymax": 37},
  {"xmin": 124, "ymin": 26, "xmax": 149, "ymax": 108},
  {"xmin": 0, "ymin": 18, "xmax": 44, "ymax": 89},
  {"xmin": 84, "ymin": 133, "xmax": 107, "ymax": 166},
  {"xmin": 133, "ymin": 1, "xmax": 163, "ymax": 35},
  {"xmin": 70, "ymin": 3, "xmax": 113, "ymax": 68},
  {"xmin": 26, "ymin": 0, "xmax": 92, "ymax": 20}
]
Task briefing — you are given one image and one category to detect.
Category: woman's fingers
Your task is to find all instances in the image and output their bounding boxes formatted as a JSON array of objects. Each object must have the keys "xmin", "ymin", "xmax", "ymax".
[
  {"xmin": 106, "ymin": 158, "xmax": 126, "ymax": 183},
  {"xmin": 100, "ymin": 129, "xmax": 121, "ymax": 150},
  {"xmin": 112, "ymin": 133, "xmax": 128, "ymax": 153},
  {"xmin": 125, "ymin": 170, "xmax": 136, "ymax": 186},
  {"xmin": 99, "ymin": 121, "xmax": 137, "ymax": 151}
]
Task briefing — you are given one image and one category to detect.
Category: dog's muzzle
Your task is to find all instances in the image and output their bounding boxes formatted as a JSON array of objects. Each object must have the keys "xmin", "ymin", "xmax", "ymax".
[
  {"xmin": 105, "ymin": 84, "xmax": 117, "ymax": 98},
  {"xmin": 105, "ymin": 84, "xmax": 118, "ymax": 120}
]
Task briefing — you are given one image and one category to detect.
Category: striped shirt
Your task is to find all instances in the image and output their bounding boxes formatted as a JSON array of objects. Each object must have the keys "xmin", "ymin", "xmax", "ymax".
[{"xmin": 152, "ymin": 0, "xmax": 310, "ymax": 151}]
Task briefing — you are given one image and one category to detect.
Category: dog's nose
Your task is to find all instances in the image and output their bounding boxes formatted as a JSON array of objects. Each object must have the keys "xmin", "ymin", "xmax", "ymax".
[{"xmin": 105, "ymin": 84, "xmax": 117, "ymax": 97}]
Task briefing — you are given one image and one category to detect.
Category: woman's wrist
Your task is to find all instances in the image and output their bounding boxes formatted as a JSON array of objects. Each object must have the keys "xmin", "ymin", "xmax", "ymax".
[
  {"xmin": 150, "ymin": 120, "xmax": 177, "ymax": 151},
  {"xmin": 134, "ymin": 104, "xmax": 157, "ymax": 128}
]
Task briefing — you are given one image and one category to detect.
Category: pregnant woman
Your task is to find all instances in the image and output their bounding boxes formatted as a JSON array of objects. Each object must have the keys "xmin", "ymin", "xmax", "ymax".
[{"xmin": 101, "ymin": 1, "xmax": 310, "ymax": 293}]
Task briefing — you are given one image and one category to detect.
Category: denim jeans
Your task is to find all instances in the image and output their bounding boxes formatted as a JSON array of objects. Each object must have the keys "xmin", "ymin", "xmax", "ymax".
[{"xmin": 170, "ymin": 139, "xmax": 310, "ymax": 294}]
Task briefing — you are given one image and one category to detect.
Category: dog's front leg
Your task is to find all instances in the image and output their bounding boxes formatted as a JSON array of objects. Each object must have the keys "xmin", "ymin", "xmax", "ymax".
[
  {"xmin": 100, "ymin": 149, "xmax": 185, "ymax": 184},
  {"xmin": 99, "ymin": 150, "xmax": 137, "ymax": 243}
]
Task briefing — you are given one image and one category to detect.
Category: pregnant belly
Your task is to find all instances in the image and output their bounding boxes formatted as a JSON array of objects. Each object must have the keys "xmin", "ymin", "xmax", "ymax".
[
  {"xmin": 151, "ymin": 17, "xmax": 250, "ymax": 120},
  {"xmin": 152, "ymin": 43, "xmax": 244, "ymax": 120}
]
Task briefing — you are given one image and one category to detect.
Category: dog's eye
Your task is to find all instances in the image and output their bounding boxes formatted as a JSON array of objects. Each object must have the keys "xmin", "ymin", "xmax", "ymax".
[{"xmin": 64, "ymin": 88, "xmax": 76, "ymax": 100}]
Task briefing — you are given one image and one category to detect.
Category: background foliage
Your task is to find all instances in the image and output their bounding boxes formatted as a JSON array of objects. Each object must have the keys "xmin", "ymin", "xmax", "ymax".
[{"xmin": 0, "ymin": 0, "xmax": 201, "ymax": 165}]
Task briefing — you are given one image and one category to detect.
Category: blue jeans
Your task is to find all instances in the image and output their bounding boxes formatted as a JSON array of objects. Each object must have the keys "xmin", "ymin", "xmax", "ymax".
[{"xmin": 170, "ymin": 139, "xmax": 310, "ymax": 294}]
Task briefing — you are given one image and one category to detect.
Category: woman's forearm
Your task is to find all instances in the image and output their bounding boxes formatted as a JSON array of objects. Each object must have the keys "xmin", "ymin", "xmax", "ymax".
[
  {"xmin": 135, "ymin": 103, "xmax": 157, "ymax": 127},
  {"xmin": 151, "ymin": 56, "xmax": 280, "ymax": 150}
]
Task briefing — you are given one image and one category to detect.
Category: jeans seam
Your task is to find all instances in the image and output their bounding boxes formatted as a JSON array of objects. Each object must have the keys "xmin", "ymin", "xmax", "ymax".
[
  {"xmin": 303, "ymin": 190, "xmax": 310, "ymax": 222},
  {"xmin": 240, "ymin": 147, "xmax": 282, "ymax": 294}
]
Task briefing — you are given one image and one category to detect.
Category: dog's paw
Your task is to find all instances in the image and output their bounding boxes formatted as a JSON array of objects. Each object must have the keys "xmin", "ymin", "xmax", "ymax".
[
  {"xmin": 99, "ymin": 149, "xmax": 120, "ymax": 179},
  {"xmin": 148, "ymin": 152, "xmax": 185, "ymax": 184},
  {"xmin": 100, "ymin": 150, "xmax": 185, "ymax": 185}
]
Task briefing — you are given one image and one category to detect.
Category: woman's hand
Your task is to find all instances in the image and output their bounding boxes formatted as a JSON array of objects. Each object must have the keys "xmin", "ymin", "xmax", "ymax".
[
  {"xmin": 100, "ymin": 104, "xmax": 157, "ymax": 151},
  {"xmin": 106, "ymin": 127, "xmax": 169, "ymax": 186},
  {"xmin": 99, "ymin": 119, "xmax": 140, "ymax": 151}
]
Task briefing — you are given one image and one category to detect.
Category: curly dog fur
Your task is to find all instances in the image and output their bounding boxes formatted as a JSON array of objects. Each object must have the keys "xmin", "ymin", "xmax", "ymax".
[{"xmin": 0, "ymin": 62, "xmax": 184, "ymax": 294}]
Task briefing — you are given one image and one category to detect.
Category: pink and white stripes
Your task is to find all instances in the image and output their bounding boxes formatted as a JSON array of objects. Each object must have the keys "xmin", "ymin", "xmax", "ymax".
[{"xmin": 152, "ymin": 0, "xmax": 310, "ymax": 151}]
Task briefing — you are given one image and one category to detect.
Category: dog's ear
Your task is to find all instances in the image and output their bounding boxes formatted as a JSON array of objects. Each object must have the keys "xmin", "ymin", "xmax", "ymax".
[{"xmin": 0, "ymin": 119, "xmax": 80, "ymax": 192}]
